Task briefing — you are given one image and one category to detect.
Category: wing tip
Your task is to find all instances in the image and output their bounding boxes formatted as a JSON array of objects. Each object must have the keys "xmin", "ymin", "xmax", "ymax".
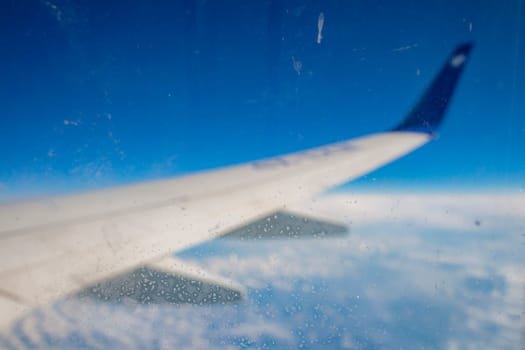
[{"xmin": 393, "ymin": 42, "xmax": 474, "ymax": 135}]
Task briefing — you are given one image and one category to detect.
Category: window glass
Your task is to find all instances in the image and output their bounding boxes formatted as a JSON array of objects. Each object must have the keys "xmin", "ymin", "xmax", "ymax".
[{"xmin": 0, "ymin": 1, "xmax": 523, "ymax": 349}]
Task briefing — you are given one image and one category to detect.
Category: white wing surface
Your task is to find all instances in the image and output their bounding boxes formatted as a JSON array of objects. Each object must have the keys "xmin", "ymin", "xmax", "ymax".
[{"xmin": 0, "ymin": 43, "xmax": 473, "ymax": 329}]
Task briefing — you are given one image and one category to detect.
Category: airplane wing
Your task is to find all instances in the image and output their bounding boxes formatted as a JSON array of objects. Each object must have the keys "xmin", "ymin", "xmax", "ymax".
[{"xmin": 0, "ymin": 43, "xmax": 473, "ymax": 329}]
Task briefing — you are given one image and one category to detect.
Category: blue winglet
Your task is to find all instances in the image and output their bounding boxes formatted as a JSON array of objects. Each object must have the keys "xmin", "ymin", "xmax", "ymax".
[{"xmin": 393, "ymin": 43, "xmax": 473, "ymax": 134}]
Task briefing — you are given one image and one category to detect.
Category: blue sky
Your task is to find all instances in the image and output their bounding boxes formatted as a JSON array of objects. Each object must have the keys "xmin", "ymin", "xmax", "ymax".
[{"xmin": 1, "ymin": 0, "xmax": 523, "ymax": 199}]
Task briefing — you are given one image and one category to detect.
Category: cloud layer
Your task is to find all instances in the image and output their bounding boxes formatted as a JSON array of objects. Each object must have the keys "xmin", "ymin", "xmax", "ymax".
[{"xmin": 1, "ymin": 192, "xmax": 524, "ymax": 349}]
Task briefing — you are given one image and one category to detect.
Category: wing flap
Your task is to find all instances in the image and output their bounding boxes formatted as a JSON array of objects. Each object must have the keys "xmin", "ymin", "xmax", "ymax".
[
  {"xmin": 221, "ymin": 210, "xmax": 348, "ymax": 240},
  {"xmin": 76, "ymin": 257, "xmax": 245, "ymax": 305}
]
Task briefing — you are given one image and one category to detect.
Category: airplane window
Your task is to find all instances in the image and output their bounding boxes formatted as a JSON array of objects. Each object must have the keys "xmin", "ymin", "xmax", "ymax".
[{"xmin": 0, "ymin": 1, "xmax": 523, "ymax": 349}]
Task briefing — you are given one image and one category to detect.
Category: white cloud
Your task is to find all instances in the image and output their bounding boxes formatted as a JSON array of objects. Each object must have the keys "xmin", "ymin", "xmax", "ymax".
[
  {"xmin": 2, "ymin": 192, "xmax": 524, "ymax": 349},
  {"xmin": 290, "ymin": 192, "xmax": 525, "ymax": 231}
]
